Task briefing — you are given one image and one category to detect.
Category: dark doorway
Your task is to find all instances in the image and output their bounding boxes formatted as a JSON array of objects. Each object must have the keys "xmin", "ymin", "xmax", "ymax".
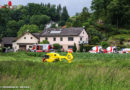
[{"xmin": 19, "ymin": 45, "xmax": 26, "ymax": 50}]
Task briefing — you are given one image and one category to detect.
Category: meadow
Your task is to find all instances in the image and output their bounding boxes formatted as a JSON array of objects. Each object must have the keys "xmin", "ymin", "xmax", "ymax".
[{"xmin": 0, "ymin": 52, "xmax": 130, "ymax": 90}]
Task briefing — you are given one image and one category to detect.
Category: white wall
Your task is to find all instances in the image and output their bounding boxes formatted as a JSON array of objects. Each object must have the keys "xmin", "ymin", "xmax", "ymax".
[
  {"xmin": 16, "ymin": 33, "xmax": 38, "ymax": 44},
  {"xmin": 40, "ymin": 29, "xmax": 89, "ymax": 51},
  {"xmin": 13, "ymin": 33, "xmax": 39, "ymax": 52}
]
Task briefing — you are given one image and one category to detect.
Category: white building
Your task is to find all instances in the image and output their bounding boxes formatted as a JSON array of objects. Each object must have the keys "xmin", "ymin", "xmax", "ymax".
[{"xmin": 2, "ymin": 27, "xmax": 89, "ymax": 51}]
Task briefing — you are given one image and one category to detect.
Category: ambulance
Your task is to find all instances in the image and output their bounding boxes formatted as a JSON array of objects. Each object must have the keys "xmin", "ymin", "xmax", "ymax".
[
  {"xmin": 106, "ymin": 46, "xmax": 118, "ymax": 53},
  {"xmin": 89, "ymin": 46, "xmax": 107, "ymax": 53},
  {"xmin": 119, "ymin": 48, "xmax": 130, "ymax": 53},
  {"xmin": 31, "ymin": 44, "xmax": 53, "ymax": 52}
]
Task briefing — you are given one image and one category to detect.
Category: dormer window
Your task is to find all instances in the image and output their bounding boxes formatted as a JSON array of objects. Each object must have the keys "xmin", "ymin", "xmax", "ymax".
[
  {"xmin": 31, "ymin": 37, "xmax": 33, "ymax": 39},
  {"xmin": 24, "ymin": 37, "xmax": 26, "ymax": 39}
]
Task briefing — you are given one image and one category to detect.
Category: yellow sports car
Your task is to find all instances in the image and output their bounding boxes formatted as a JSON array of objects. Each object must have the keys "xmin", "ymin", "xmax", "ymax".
[{"xmin": 42, "ymin": 52, "xmax": 73, "ymax": 63}]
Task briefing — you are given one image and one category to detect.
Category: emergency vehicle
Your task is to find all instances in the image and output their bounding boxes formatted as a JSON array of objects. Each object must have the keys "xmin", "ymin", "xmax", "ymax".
[
  {"xmin": 89, "ymin": 46, "xmax": 107, "ymax": 53},
  {"xmin": 31, "ymin": 44, "xmax": 53, "ymax": 52},
  {"xmin": 106, "ymin": 46, "xmax": 118, "ymax": 53},
  {"xmin": 119, "ymin": 48, "xmax": 130, "ymax": 53}
]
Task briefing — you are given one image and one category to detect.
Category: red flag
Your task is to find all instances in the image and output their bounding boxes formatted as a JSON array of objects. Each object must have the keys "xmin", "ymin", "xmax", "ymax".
[{"xmin": 8, "ymin": 1, "xmax": 12, "ymax": 6}]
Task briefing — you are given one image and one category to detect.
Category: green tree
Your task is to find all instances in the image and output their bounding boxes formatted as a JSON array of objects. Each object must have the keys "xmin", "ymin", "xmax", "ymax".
[
  {"xmin": 53, "ymin": 43, "xmax": 61, "ymax": 51},
  {"xmin": 40, "ymin": 40, "xmax": 49, "ymax": 44},
  {"xmin": 6, "ymin": 20, "xmax": 19, "ymax": 37},
  {"xmin": 73, "ymin": 43, "xmax": 77, "ymax": 52},
  {"xmin": 101, "ymin": 41, "xmax": 110, "ymax": 48},
  {"xmin": 17, "ymin": 24, "xmax": 39, "ymax": 37},
  {"xmin": 61, "ymin": 6, "xmax": 69, "ymax": 22},
  {"xmin": 30, "ymin": 15, "xmax": 50, "ymax": 27},
  {"xmin": 79, "ymin": 7, "xmax": 90, "ymax": 23},
  {"xmin": 80, "ymin": 44, "xmax": 84, "ymax": 52},
  {"xmin": 91, "ymin": 36, "xmax": 100, "ymax": 45}
]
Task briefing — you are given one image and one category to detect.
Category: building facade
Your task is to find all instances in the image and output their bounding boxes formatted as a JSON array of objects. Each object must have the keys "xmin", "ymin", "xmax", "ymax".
[
  {"xmin": 2, "ymin": 27, "xmax": 89, "ymax": 51},
  {"xmin": 40, "ymin": 27, "xmax": 88, "ymax": 50},
  {"xmin": 13, "ymin": 33, "xmax": 39, "ymax": 52}
]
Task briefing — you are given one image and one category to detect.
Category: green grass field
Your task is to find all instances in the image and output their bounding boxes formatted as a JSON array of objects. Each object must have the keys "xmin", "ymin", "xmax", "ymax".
[{"xmin": 0, "ymin": 52, "xmax": 130, "ymax": 90}]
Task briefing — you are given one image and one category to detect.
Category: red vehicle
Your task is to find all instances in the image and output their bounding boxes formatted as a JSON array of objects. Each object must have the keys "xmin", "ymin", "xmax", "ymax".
[{"xmin": 31, "ymin": 44, "xmax": 53, "ymax": 52}]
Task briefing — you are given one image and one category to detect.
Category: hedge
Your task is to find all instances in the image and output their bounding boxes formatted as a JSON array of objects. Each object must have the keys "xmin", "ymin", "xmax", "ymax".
[{"xmin": 26, "ymin": 52, "xmax": 44, "ymax": 57}]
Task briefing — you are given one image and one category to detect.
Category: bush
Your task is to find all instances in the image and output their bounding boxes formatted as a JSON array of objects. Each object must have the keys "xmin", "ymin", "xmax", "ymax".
[
  {"xmin": 91, "ymin": 36, "xmax": 100, "ymax": 45},
  {"xmin": 73, "ymin": 43, "xmax": 77, "ymax": 52},
  {"xmin": 101, "ymin": 41, "xmax": 110, "ymax": 49},
  {"xmin": 83, "ymin": 45, "xmax": 95, "ymax": 52},
  {"xmin": 0, "ymin": 49, "xmax": 1, "ymax": 52},
  {"xmin": 80, "ymin": 44, "xmax": 84, "ymax": 52},
  {"xmin": 40, "ymin": 40, "xmax": 49, "ymax": 44},
  {"xmin": 116, "ymin": 45, "xmax": 127, "ymax": 50},
  {"xmin": 26, "ymin": 52, "xmax": 43, "ymax": 57},
  {"xmin": 53, "ymin": 43, "xmax": 61, "ymax": 51}
]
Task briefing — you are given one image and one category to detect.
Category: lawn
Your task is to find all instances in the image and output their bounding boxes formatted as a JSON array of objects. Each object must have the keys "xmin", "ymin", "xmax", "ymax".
[{"xmin": 0, "ymin": 52, "xmax": 130, "ymax": 90}]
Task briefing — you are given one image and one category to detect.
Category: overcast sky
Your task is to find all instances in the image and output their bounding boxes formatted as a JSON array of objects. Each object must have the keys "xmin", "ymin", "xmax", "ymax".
[{"xmin": 0, "ymin": 0, "xmax": 92, "ymax": 16}]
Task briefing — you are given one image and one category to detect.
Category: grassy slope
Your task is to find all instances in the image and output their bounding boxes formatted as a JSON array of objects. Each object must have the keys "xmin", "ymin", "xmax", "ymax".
[{"xmin": 0, "ymin": 52, "xmax": 130, "ymax": 90}]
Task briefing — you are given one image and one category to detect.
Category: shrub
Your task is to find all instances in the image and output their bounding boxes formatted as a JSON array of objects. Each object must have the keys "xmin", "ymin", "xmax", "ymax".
[
  {"xmin": 116, "ymin": 45, "xmax": 127, "ymax": 50},
  {"xmin": 91, "ymin": 36, "xmax": 100, "ymax": 45},
  {"xmin": 80, "ymin": 44, "xmax": 84, "ymax": 52},
  {"xmin": 101, "ymin": 41, "xmax": 110, "ymax": 49},
  {"xmin": 40, "ymin": 40, "xmax": 49, "ymax": 44},
  {"xmin": 53, "ymin": 43, "xmax": 61, "ymax": 51},
  {"xmin": 26, "ymin": 52, "xmax": 43, "ymax": 57},
  {"xmin": 73, "ymin": 43, "xmax": 77, "ymax": 52},
  {"xmin": 83, "ymin": 45, "xmax": 95, "ymax": 52},
  {"xmin": 0, "ymin": 49, "xmax": 1, "ymax": 52}
]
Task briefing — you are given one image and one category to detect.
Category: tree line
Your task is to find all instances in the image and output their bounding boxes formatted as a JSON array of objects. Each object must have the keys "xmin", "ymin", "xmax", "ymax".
[
  {"xmin": 0, "ymin": 3, "xmax": 69, "ymax": 39},
  {"xmin": 0, "ymin": 0, "xmax": 130, "ymax": 46}
]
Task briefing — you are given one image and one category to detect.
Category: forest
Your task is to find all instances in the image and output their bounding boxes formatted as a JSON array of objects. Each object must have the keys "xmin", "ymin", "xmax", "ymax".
[{"xmin": 0, "ymin": 0, "xmax": 130, "ymax": 46}]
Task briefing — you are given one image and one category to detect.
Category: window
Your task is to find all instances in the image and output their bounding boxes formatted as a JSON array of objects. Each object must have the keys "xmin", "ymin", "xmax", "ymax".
[
  {"xmin": 30, "ymin": 37, "xmax": 33, "ymax": 39},
  {"xmin": 53, "ymin": 37, "xmax": 56, "ymax": 41},
  {"xmin": 68, "ymin": 37, "xmax": 73, "ymax": 41},
  {"xmin": 24, "ymin": 37, "xmax": 26, "ymax": 39},
  {"xmin": 61, "ymin": 45, "xmax": 63, "ymax": 48},
  {"xmin": 60, "ymin": 37, "xmax": 63, "ymax": 41},
  {"xmin": 80, "ymin": 37, "xmax": 82, "ymax": 41},
  {"xmin": 37, "ymin": 45, "xmax": 43, "ymax": 50},
  {"xmin": 45, "ymin": 37, "xmax": 48, "ymax": 40},
  {"xmin": 68, "ymin": 46, "xmax": 74, "ymax": 49},
  {"xmin": 29, "ymin": 46, "xmax": 32, "ymax": 48},
  {"xmin": 83, "ymin": 32, "xmax": 84, "ymax": 34}
]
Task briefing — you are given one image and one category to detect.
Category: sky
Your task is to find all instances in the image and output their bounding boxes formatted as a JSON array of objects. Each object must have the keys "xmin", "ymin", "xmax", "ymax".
[{"xmin": 0, "ymin": 0, "xmax": 92, "ymax": 16}]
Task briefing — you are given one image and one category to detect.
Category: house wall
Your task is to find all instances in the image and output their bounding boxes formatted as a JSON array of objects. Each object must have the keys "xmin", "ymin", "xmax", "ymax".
[
  {"xmin": 40, "ymin": 36, "xmax": 79, "ymax": 50},
  {"xmin": 16, "ymin": 33, "xmax": 38, "ymax": 44},
  {"xmin": 13, "ymin": 33, "xmax": 39, "ymax": 52},
  {"xmin": 79, "ymin": 29, "xmax": 89, "ymax": 43},
  {"xmin": 40, "ymin": 29, "xmax": 89, "ymax": 51}
]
